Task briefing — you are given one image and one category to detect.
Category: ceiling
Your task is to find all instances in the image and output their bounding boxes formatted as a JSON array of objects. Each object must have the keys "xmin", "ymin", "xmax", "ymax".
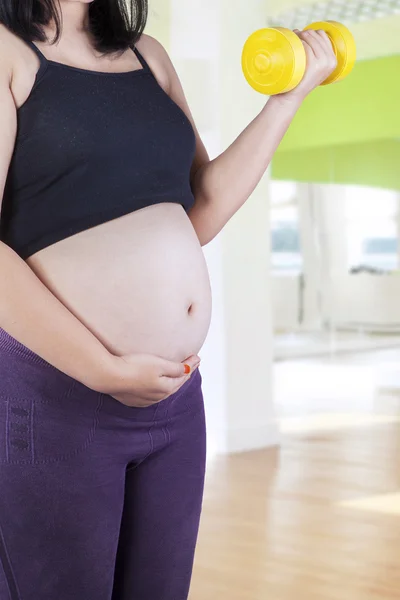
[{"xmin": 267, "ymin": 0, "xmax": 400, "ymax": 59}]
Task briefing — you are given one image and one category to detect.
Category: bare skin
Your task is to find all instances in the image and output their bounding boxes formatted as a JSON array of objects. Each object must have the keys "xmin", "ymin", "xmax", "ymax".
[
  {"xmin": 0, "ymin": 0, "xmax": 337, "ymax": 407},
  {"xmin": 27, "ymin": 205, "xmax": 212, "ymax": 362}
]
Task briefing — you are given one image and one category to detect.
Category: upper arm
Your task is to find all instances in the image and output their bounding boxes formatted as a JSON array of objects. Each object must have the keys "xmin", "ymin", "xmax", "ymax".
[
  {"xmin": 136, "ymin": 34, "xmax": 210, "ymax": 182},
  {"xmin": 0, "ymin": 25, "xmax": 17, "ymax": 214}
]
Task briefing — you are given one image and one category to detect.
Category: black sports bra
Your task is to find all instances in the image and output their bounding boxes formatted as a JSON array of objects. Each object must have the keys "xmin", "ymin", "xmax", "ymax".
[{"xmin": 0, "ymin": 39, "xmax": 197, "ymax": 259}]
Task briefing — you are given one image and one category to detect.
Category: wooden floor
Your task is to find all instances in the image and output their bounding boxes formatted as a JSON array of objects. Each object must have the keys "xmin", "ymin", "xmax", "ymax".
[{"xmin": 189, "ymin": 349, "xmax": 400, "ymax": 599}]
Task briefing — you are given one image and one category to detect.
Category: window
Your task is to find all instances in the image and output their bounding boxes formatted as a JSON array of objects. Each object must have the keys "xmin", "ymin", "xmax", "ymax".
[
  {"xmin": 270, "ymin": 181, "xmax": 302, "ymax": 274},
  {"xmin": 345, "ymin": 186, "xmax": 399, "ymax": 272}
]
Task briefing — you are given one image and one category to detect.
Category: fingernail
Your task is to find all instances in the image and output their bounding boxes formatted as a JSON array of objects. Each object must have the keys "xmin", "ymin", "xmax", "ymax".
[{"xmin": 184, "ymin": 364, "xmax": 191, "ymax": 375}]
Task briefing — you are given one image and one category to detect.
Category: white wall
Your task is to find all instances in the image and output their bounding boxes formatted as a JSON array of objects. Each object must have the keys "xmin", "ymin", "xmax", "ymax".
[
  {"xmin": 318, "ymin": 184, "xmax": 400, "ymax": 330},
  {"xmin": 217, "ymin": 0, "xmax": 280, "ymax": 452},
  {"xmin": 272, "ymin": 275, "xmax": 300, "ymax": 331},
  {"xmin": 332, "ymin": 273, "xmax": 400, "ymax": 329},
  {"xmin": 148, "ymin": 0, "xmax": 279, "ymax": 454},
  {"xmin": 272, "ymin": 182, "xmax": 400, "ymax": 333}
]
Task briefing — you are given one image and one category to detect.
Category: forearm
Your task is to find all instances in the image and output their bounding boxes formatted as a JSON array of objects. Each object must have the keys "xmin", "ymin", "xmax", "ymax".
[
  {"xmin": 0, "ymin": 241, "xmax": 114, "ymax": 391},
  {"xmin": 189, "ymin": 95, "xmax": 302, "ymax": 244}
]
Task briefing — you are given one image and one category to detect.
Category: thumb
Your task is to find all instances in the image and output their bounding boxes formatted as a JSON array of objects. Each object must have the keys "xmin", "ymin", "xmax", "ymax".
[{"xmin": 159, "ymin": 355, "xmax": 200, "ymax": 379}]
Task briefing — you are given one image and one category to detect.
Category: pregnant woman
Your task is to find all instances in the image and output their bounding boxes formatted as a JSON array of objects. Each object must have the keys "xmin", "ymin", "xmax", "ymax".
[{"xmin": 0, "ymin": 1, "xmax": 337, "ymax": 599}]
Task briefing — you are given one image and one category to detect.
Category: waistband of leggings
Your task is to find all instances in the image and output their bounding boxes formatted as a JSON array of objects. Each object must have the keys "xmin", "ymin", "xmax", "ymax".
[
  {"xmin": 0, "ymin": 325, "xmax": 202, "ymax": 393},
  {"xmin": 0, "ymin": 327, "xmax": 203, "ymax": 416},
  {"xmin": 0, "ymin": 327, "xmax": 56, "ymax": 369}
]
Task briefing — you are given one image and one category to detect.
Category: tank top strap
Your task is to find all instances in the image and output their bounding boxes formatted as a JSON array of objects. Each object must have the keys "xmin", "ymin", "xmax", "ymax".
[
  {"xmin": 132, "ymin": 46, "xmax": 153, "ymax": 75},
  {"xmin": 25, "ymin": 40, "xmax": 49, "ymax": 65}
]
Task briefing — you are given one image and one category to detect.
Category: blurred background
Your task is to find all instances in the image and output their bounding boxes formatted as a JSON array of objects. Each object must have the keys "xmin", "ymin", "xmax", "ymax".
[{"xmin": 147, "ymin": 1, "xmax": 400, "ymax": 598}]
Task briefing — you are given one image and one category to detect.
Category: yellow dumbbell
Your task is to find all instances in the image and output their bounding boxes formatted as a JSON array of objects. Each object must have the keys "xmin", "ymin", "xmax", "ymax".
[{"xmin": 242, "ymin": 21, "xmax": 357, "ymax": 95}]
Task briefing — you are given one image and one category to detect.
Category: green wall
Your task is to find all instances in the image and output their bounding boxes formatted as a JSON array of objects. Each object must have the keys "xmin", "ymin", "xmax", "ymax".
[
  {"xmin": 272, "ymin": 55, "xmax": 400, "ymax": 189},
  {"xmin": 273, "ymin": 140, "xmax": 400, "ymax": 190}
]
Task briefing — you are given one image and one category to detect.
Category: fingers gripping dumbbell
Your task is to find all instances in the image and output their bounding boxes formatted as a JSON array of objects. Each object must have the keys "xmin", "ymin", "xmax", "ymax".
[{"xmin": 242, "ymin": 21, "xmax": 357, "ymax": 95}]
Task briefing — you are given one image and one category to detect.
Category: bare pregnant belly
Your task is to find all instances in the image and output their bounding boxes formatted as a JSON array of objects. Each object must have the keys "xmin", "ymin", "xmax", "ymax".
[{"xmin": 26, "ymin": 203, "xmax": 212, "ymax": 362}]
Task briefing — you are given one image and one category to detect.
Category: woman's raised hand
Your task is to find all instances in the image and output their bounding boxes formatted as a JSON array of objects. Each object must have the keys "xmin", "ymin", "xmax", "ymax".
[{"xmin": 282, "ymin": 29, "xmax": 338, "ymax": 101}]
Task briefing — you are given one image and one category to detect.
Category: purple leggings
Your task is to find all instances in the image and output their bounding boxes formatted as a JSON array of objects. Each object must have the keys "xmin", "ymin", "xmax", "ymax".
[{"xmin": 0, "ymin": 327, "xmax": 206, "ymax": 600}]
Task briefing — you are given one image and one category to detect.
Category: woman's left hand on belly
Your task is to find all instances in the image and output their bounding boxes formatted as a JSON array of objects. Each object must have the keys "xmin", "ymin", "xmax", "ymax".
[{"xmin": 100, "ymin": 352, "xmax": 201, "ymax": 408}]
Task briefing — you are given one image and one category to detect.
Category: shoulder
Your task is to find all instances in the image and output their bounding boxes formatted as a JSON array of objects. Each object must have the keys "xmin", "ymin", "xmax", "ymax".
[
  {"xmin": 0, "ymin": 24, "xmax": 36, "ymax": 88},
  {"xmin": 135, "ymin": 34, "xmax": 173, "ymax": 92},
  {"xmin": 0, "ymin": 24, "xmax": 16, "ymax": 81},
  {"xmin": 0, "ymin": 22, "xmax": 13, "ymax": 47},
  {"xmin": 136, "ymin": 33, "xmax": 169, "ymax": 62}
]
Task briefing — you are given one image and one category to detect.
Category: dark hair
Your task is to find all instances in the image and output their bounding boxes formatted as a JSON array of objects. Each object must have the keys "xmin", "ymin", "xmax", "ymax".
[{"xmin": 0, "ymin": 0, "xmax": 148, "ymax": 54}]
